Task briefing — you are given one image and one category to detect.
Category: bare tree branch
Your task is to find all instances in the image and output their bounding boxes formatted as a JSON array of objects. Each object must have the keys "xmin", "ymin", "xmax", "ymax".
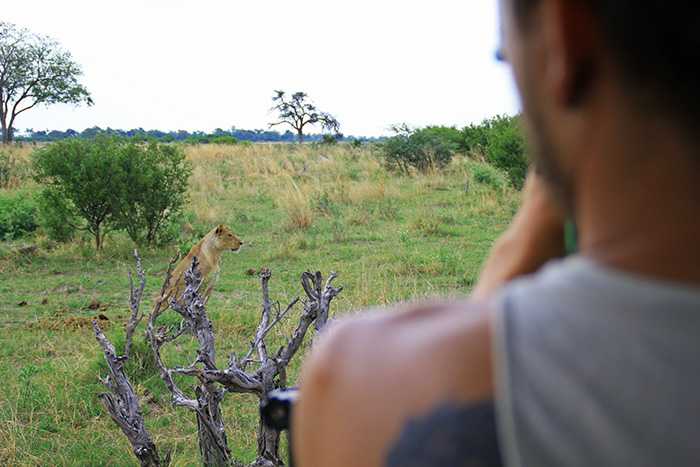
[
  {"xmin": 124, "ymin": 249, "xmax": 146, "ymax": 359},
  {"xmin": 93, "ymin": 320, "xmax": 169, "ymax": 466},
  {"xmin": 100, "ymin": 250, "xmax": 342, "ymax": 466}
]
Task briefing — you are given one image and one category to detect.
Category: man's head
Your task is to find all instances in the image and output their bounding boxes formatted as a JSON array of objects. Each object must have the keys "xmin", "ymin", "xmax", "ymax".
[{"xmin": 499, "ymin": 0, "xmax": 700, "ymax": 212}]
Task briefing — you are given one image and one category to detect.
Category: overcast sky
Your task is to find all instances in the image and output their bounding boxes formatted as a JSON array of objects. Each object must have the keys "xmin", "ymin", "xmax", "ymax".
[{"xmin": 4, "ymin": 0, "xmax": 520, "ymax": 136}]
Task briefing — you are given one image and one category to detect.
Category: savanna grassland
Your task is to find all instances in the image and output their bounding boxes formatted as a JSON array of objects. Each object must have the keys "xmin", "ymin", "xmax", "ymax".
[{"xmin": 0, "ymin": 142, "xmax": 519, "ymax": 466}]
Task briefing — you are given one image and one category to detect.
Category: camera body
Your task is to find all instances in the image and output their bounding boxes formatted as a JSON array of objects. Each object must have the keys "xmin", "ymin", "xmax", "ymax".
[{"xmin": 260, "ymin": 388, "xmax": 299, "ymax": 466}]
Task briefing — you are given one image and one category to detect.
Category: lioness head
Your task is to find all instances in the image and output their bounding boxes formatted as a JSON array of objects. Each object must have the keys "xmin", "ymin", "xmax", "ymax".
[{"xmin": 212, "ymin": 224, "xmax": 243, "ymax": 251}]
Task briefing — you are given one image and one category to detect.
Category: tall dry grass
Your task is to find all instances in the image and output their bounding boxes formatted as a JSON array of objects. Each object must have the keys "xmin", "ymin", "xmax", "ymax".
[
  {"xmin": 278, "ymin": 178, "xmax": 314, "ymax": 230},
  {"xmin": 0, "ymin": 144, "xmax": 36, "ymax": 190},
  {"xmin": 184, "ymin": 143, "xmax": 391, "ymax": 230}
]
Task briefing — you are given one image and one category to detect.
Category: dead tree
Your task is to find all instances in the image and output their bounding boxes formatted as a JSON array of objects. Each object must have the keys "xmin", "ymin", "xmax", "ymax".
[
  {"xmin": 92, "ymin": 251, "xmax": 171, "ymax": 467},
  {"xmin": 95, "ymin": 251, "xmax": 342, "ymax": 467}
]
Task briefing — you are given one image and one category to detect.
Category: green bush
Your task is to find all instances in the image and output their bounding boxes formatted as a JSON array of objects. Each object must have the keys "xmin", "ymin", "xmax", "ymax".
[
  {"xmin": 32, "ymin": 137, "xmax": 191, "ymax": 250},
  {"xmin": 33, "ymin": 138, "xmax": 127, "ymax": 250},
  {"xmin": 472, "ymin": 164, "xmax": 507, "ymax": 189},
  {"xmin": 381, "ymin": 125, "xmax": 457, "ymax": 174},
  {"xmin": 420, "ymin": 126, "xmax": 464, "ymax": 151},
  {"xmin": 461, "ymin": 115, "xmax": 528, "ymax": 188},
  {"xmin": 36, "ymin": 188, "xmax": 78, "ymax": 242},
  {"xmin": 349, "ymin": 138, "xmax": 364, "ymax": 148},
  {"xmin": 483, "ymin": 116, "xmax": 528, "ymax": 189},
  {"xmin": 116, "ymin": 141, "xmax": 191, "ymax": 246},
  {"xmin": 321, "ymin": 134, "xmax": 340, "ymax": 145},
  {"xmin": 461, "ymin": 123, "xmax": 491, "ymax": 154},
  {"xmin": 210, "ymin": 135, "xmax": 238, "ymax": 145},
  {"xmin": 0, "ymin": 191, "xmax": 39, "ymax": 240}
]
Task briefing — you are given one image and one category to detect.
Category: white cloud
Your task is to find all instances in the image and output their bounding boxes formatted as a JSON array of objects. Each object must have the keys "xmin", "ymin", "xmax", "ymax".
[{"xmin": 4, "ymin": 0, "xmax": 520, "ymax": 136}]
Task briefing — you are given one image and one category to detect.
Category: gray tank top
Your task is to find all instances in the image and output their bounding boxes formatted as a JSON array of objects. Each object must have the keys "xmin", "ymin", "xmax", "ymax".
[{"xmin": 493, "ymin": 256, "xmax": 700, "ymax": 467}]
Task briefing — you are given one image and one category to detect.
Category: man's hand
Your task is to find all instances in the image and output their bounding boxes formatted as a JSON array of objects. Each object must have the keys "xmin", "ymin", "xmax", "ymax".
[{"xmin": 471, "ymin": 170, "xmax": 566, "ymax": 300}]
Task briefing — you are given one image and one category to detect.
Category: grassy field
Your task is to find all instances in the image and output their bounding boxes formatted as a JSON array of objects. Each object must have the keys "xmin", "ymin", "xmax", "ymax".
[{"xmin": 0, "ymin": 142, "xmax": 519, "ymax": 465}]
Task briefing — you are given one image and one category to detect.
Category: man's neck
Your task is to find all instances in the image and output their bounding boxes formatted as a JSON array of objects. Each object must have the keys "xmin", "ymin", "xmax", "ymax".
[{"xmin": 575, "ymin": 114, "xmax": 700, "ymax": 286}]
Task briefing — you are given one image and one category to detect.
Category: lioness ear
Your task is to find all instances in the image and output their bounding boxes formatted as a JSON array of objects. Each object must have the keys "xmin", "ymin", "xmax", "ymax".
[{"xmin": 215, "ymin": 225, "xmax": 223, "ymax": 235}]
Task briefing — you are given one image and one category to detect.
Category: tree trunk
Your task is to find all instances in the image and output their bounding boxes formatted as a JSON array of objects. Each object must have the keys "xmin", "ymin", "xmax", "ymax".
[
  {"xmin": 296, "ymin": 129, "xmax": 304, "ymax": 144},
  {"xmin": 256, "ymin": 374, "xmax": 283, "ymax": 465},
  {"xmin": 5, "ymin": 116, "xmax": 15, "ymax": 143},
  {"xmin": 196, "ymin": 385, "xmax": 231, "ymax": 467},
  {"xmin": 256, "ymin": 416, "xmax": 282, "ymax": 466},
  {"xmin": 94, "ymin": 224, "xmax": 102, "ymax": 251},
  {"xmin": 0, "ymin": 114, "xmax": 9, "ymax": 144},
  {"xmin": 197, "ymin": 414, "xmax": 230, "ymax": 467}
]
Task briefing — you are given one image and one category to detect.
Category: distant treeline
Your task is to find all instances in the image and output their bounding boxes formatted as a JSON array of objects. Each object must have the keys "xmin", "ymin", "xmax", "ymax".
[{"xmin": 15, "ymin": 127, "xmax": 380, "ymax": 144}]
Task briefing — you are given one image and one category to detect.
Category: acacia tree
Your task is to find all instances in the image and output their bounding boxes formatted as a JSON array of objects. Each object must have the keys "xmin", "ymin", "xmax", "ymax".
[
  {"xmin": 269, "ymin": 90, "xmax": 340, "ymax": 143},
  {"xmin": 0, "ymin": 22, "xmax": 92, "ymax": 143}
]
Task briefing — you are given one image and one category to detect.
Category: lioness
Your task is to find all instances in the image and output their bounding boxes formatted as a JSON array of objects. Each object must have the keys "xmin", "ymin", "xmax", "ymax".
[{"xmin": 163, "ymin": 224, "xmax": 243, "ymax": 304}]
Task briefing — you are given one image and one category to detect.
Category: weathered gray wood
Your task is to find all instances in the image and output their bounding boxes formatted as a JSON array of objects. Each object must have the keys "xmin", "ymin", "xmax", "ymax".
[
  {"xmin": 92, "ymin": 251, "xmax": 169, "ymax": 467},
  {"xmin": 124, "ymin": 250, "xmax": 147, "ymax": 359},
  {"xmin": 251, "ymin": 270, "xmax": 342, "ymax": 465},
  {"xmin": 149, "ymin": 257, "xmax": 232, "ymax": 466},
  {"xmin": 300, "ymin": 271, "xmax": 343, "ymax": 335},
  {"xmin": 102, "ymin": 252, "xmax": 341, "ymax": 467}
]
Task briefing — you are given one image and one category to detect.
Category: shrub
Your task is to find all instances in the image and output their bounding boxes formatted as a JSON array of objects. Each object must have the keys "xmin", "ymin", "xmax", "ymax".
[
  {"xmin": 381, "ymin": 125, "xmax": 457, "ymax": 174},
  {"xmin": 472, "ymin": 164, "xmax": 507, "ymax": 189},
  {"xmin": 461, "ymin": 122, "xmax": 492, "ymax": 154},
  {"xmin": 210, "ymin": 135, "xmax": 238, "ymax": 145},
  {"xmin": 0, "ymin": 191, "xmax": 39, "ymax": 240},
  {"xmin": 420, "ymin": 126, "xmax": 464, "ymax": 151},
  {"xmin": 461, "ymin": 115, "xmax": 528, "ymax": 188},
  {"xmin": 350, "ymin": 138, "xmax": 364, "ymax": 148},
  {"xmin": 36, "ymin": 188, "xmax": 78, "ymax": 242},
  {"xmin": 33, "ymin": 137, "xmax": 126, "ymax": 250},
  {"xmin": 321, "ymin": 134, "xmax": 340, "ymax": 145},
  {"xmin": 484, "ymin": 116, "xmax": 528, "ymax": 189},
  {"xmin": 116, "ymin": 141, "xmax": 191, "ymax": 246},
  {"xmin": 33, "ymin": 137, "xmax": 191, "ymax": 250}
]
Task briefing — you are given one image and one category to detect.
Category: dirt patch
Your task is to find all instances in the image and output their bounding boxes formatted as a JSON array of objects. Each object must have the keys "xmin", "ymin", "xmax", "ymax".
[
  {"xmin": 28, "ymin": 314, "xmax": 110, "ymax": 331},
  {"xmin": 86, "ymin": 298, "xmax": 108, "ymax": 311}
]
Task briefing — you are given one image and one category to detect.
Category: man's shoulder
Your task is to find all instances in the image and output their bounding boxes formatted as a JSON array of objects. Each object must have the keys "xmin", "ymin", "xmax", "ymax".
[
  {"xmin": 295, "ymin": 300, "xmax": 496, "ymax": 466},
  {"xmin": 310, "ymin": 301, "xmax": 493, "ymax": 382}
]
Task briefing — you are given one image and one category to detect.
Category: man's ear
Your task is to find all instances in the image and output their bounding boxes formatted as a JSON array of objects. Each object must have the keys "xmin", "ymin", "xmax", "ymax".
[
  {"xmin": 215, "ymin": 225, "xmax": 223, "ymax": 235},
  {"xmin": 544, "ymin": 0, "xmax": 598, "ymax": 108}
]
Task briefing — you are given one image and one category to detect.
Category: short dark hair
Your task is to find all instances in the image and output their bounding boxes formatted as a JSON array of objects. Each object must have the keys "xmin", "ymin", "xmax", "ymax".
[{"xmin": 513, "ymin": 0, "xmax": 700, "ymax": 128}]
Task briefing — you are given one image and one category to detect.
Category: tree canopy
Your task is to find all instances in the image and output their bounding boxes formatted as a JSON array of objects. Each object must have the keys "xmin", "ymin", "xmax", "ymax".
[
  {"xmin": 269, "ymin": 90, "xmax": 340, "ymax": 143},
  {"xmin": 0, "ymin": 22, "xmax": 92, "ymax": 143}
]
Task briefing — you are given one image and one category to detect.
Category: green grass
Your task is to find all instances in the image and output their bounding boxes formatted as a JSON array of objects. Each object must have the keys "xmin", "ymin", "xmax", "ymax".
[{"xmin": 0, "ymin": 143, "xmax": 519, "ymax": 465}]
